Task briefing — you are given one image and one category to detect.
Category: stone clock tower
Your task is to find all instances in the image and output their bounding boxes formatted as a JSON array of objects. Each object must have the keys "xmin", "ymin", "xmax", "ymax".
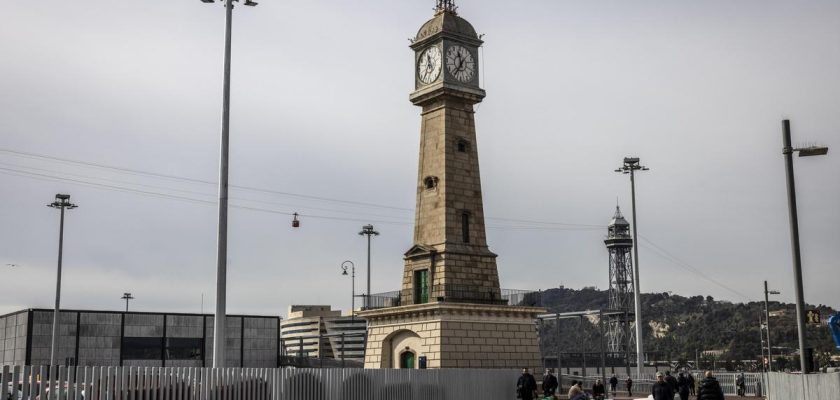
[{"xmin": 358, "ymin": 1, "xmax": 544, "ymax": 370}]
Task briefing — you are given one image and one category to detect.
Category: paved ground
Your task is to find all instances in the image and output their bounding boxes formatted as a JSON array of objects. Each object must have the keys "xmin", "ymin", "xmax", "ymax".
[{"xmin": 551, "ymin": 396, "xmax": 765, "ymax": 400}]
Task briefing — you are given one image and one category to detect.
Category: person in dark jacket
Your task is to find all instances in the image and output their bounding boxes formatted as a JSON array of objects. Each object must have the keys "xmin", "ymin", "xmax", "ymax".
[
  {"xmin": 736, "ymin": 373, "xmax": 746, "ymax": 397},
  {"xmin": 688, "ymin": 373, "xmax": 696, "ymax": 396},
  {"xmin": 609, "ymin": 375, "xmax": 618, "ymax": 395},
  {"xmin": 592, "ymin": 379, "xmax": 606, "ymax": 399},
  {"xmin": 697, "ymin": 371, "xmax": 725, "ymax": 400},
  {"xmin": 541, "ymin": 369, "xmax": 558, "ymax": 398},
  {"xmin": 665, "ymin": 371, "xmax": 679, "ymax": 394},
  {"xmin": 677, "ymin": 372, "xmax": 690, "ymax": 400},
  {"xmin": 517, "ymin": 368, "xmax": 538, "ymax": 400},
  {"xmin": 625, "ymin": 376, "xmax": 633, "ymax": 397},
  {"xmin": 652, "ymin": 372, "xmax": 675, "ymax": 400}
]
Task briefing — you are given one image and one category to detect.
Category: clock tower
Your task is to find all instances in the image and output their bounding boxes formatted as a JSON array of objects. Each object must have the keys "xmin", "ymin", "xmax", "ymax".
[
  {"xmin": 402, "ymin": 0, "xmax": 500, "ymax": 306},
  {"xmin": 358, "ymin": 1, "xmax": 544, "ymax": 370}
]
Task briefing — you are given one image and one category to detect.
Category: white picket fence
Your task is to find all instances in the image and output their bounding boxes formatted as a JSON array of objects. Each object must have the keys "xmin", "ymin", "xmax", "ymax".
[{"xmin": 1, "ymin": 365, "xmax": 519, "ymax": 400}]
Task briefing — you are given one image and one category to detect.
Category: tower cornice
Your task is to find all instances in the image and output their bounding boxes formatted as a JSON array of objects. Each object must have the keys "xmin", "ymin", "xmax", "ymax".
[{"xmin": 409, "ymin": 82, "xmax": 486, "ymax": 106}]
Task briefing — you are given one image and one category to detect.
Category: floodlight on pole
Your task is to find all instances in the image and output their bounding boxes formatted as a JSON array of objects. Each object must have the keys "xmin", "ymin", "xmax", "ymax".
[
  {"xmin": 358, "ymin": 224, "xmax": 379, "ymax": 310},
  {"xmin": 47, "ymin": 193, "xmax": 77, "ymax": 366},
  {"xmin": 763, "ymin": 281, "xmax": 780, "ymax": 373},
  {"xmin": 200, "ymin": 0, "xmax": 258, "ymax": 368},
  {"xmin": 615, "ymin": 157, "xmax": 649, "ymax": 378},
  {"xmin": 121, "ymin": 292, "xmax": 135, "ymax": 312},
  {"xmin": 781, "ymin": 119, "xmax": 829, "ymax": 374}
]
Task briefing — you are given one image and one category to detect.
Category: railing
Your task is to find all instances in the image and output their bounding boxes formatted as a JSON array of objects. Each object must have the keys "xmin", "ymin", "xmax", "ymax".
[
  {"xmin": 0, "ymin": 365, "xmax": 520, "ymax": 400},
  {"xmin": 363, "ymin": 291, "xmax": 401, "ymax": 309},
  {"xmin": 367, "ymin": 287, "xmax": 540, "ymax": 309}
]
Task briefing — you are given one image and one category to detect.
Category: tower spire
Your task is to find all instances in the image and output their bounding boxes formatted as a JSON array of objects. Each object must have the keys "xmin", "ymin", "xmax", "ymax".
[{"xmin": 435, "ymin": 0, "xmax": 457, "ymax": 15}]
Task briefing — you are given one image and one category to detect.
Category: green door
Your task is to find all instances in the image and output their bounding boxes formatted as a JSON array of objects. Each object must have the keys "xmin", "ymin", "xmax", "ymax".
[
  {"xmin": 400, "ymin": 351, "xmax": 415, "ymax": 369},
  {"xmin": 414, "ymin": 269, "xmax": 429, "ymax": 304}
]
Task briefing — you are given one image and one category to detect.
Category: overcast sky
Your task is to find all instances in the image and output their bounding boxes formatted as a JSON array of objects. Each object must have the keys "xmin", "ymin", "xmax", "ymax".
[{"xmin": 1, "ymin": 0, "xmax": 838, "ymax": 318}]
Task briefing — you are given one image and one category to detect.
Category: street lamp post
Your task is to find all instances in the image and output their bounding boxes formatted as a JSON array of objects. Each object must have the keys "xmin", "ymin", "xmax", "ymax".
[
  {"xmin": 358, "ymin": 225, "xmax": 379, "ymax": 310},
  {"xmin": 47, "ymin": 193, "xmax": 77, "ymax": 366},
  {"xmin": 341, "ymin": 261, "xmax": 355, "ymax": 321},
  {"xmin": 121, "ymin": 292, "xmax": 135, "ymax": 312},
  {"xmin": 781, "ymin": 119, "xmax": 828, "ymax": 374},
  {"xmin": 615, "ymin": 157, "xmax": 649, "ymax": 378},
  {"xmin": 201, "ymin": 0, "xmax": 258, "ymax": 368},
  {"xmin": 763, "ymin": 281, "xmax": 780, "ymax": 371}
]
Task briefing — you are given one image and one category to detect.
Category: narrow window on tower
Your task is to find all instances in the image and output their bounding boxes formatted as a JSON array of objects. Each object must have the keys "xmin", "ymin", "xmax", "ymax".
[{"xmin": 461, "ymin": 211, "xmax": 471, "ymax": 243}]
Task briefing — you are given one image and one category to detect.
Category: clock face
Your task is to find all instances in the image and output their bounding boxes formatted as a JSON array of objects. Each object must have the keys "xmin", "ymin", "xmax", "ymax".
[
  {"xmin": 417, "ymin": 46, "xmax": 442, "ymax": 84},
  {"xmin": 446, "ymin": 45, "xmax": 475, "ymax": 83}
]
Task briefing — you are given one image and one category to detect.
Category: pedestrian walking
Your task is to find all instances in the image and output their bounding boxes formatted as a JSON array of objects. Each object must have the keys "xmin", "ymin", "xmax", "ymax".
[
  {"xmin": 665, "ymin": 371, "xmax": 679, "ymax": 395},
  {"xmin": 592, "ymin": 379, "xmax": 606, "ymax": 400},
  {"xmin": 625, "ymin": 376, "xmax": 633, "ymax": 397},
  {"xmin": 609, "ymin": 374, "xmax": 618, "ymax": 395},
  {"xmin": 541, "ymin": 369, "xmax": 558, "ymax": 398},
  {"xmin": 697, "ymin": 371, "xmax": 724, "ymax": 400},
  {"xmin": 517, "ymin": 368, "xmax": 538, "ymax": 400},
  {"xmin": 688, "ymin": 373, "xmax": 696, "ymax": 396},
  {"xmin": 652, "ymin": 372, "xmax": 676, "ymax": 400},
  {"xmin": 736, "ymin": 372, "xmax": 746, "ymax": 397},
  {"xmin": 677, "ymin": 372, "xmax": 690, "ymax": 400}
]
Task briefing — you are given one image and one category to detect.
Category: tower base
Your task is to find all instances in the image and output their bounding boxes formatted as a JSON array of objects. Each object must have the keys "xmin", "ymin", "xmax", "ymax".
[{"xmin": 357, "ymin": 302, "xmax": 545, "ymax": 369}]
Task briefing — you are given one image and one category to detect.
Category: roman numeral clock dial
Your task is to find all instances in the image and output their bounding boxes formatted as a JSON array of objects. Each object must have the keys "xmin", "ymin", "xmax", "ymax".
[
  {"xmin": 446, "ymin": 45, "xmax": 475, "ymax": 83},
  {"xmin": 417, "ymin": 46, "xmax": 442, "ymax": 84}
]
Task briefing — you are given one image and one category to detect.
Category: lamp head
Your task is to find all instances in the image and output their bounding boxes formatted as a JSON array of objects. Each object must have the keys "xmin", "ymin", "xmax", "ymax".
[
  {"xmin": 49, "ymin": 194, "xmax": 77, "ymax": 209},
  {"xmin": 797, "ymin": 146, "xmax": 829, "ymax": 157},
  {"xmin": 244, "ymin": 0, "xmax": 258, "ymax": 5}
]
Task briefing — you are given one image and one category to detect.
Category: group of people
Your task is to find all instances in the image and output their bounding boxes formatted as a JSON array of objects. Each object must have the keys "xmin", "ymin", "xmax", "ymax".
[
  {"xmin": 517, "ymin": 368, "xmax": 728, "ymax": 400},
  {"xmin": 652, "ymin": 370, "xmax": 727, "ymax": 400}
]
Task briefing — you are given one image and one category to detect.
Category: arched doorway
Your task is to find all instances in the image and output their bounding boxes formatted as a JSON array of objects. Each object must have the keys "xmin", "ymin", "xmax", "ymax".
[
  {"xmin": 399, "ymin": 351, "xmax": 415, "ymax": 369},
  {"xmin": 379, "ymin": 329, "xmax": 424, "ymax": 368}
]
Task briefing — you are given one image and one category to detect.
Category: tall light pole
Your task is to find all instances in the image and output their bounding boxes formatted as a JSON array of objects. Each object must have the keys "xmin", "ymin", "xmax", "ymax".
[
  {"xmin": 201, "ymin": 0, "xmax": 258, "ymax": 368},
  {"xmin": 764, "ymin": 281, "xmax": 780, "ymax": 371},
  {"xmin": 47, "ymin": 193, "xmax": 77, "ymax": 366},
  {"xmin": 341, "ymin": 261, "xmax": 355, "ymax": 322},
  {"xmin": 781, "ymin": 119, "xmax": 828, "ymax": 374},
  {"xmin": 121, "ymin": 292, "xmax": 135, "ymax": 312},
  {"xmin": 358, "ymin": 224, "xmax": 379, "ymax": 310},
  {"xmin": 615, "ymin": 157, "xmax": 649, "ymax": 378}
]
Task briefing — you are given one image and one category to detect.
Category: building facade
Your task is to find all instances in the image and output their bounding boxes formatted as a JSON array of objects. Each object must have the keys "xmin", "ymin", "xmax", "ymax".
[
  {"xmin": 279, "ymin": 305, "xmax": 366, "ymax": 363},
  {"xmin": 0, "ymin": 309, "xmax": 279, "ymax": 367}
]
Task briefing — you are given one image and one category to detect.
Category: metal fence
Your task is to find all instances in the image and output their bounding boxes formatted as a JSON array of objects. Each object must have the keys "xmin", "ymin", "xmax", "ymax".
[
  {"xmin": 767, "ymin": 371, "xmax": 840, "ymax": 400},
  {"xmin": 1, "ymin": 365, "xmax": 519, "ymax": 400}
]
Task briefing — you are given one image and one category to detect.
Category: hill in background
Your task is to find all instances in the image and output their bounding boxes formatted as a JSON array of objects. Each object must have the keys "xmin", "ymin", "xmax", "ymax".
[{"xmin": 531, "ymin": 286, "xmax": 837, "ymax": 370}]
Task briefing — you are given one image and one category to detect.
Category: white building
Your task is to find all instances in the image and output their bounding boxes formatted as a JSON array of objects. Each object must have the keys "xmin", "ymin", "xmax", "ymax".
[{"xmin": 280, "ymin": 305, "xmax": 366, "ymax": 363}]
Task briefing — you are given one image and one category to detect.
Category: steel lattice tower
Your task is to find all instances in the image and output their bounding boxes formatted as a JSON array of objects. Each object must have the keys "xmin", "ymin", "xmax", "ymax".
[{"xmin": 605, "ymin": 206, "xmax": 636, "ymax": 354}]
